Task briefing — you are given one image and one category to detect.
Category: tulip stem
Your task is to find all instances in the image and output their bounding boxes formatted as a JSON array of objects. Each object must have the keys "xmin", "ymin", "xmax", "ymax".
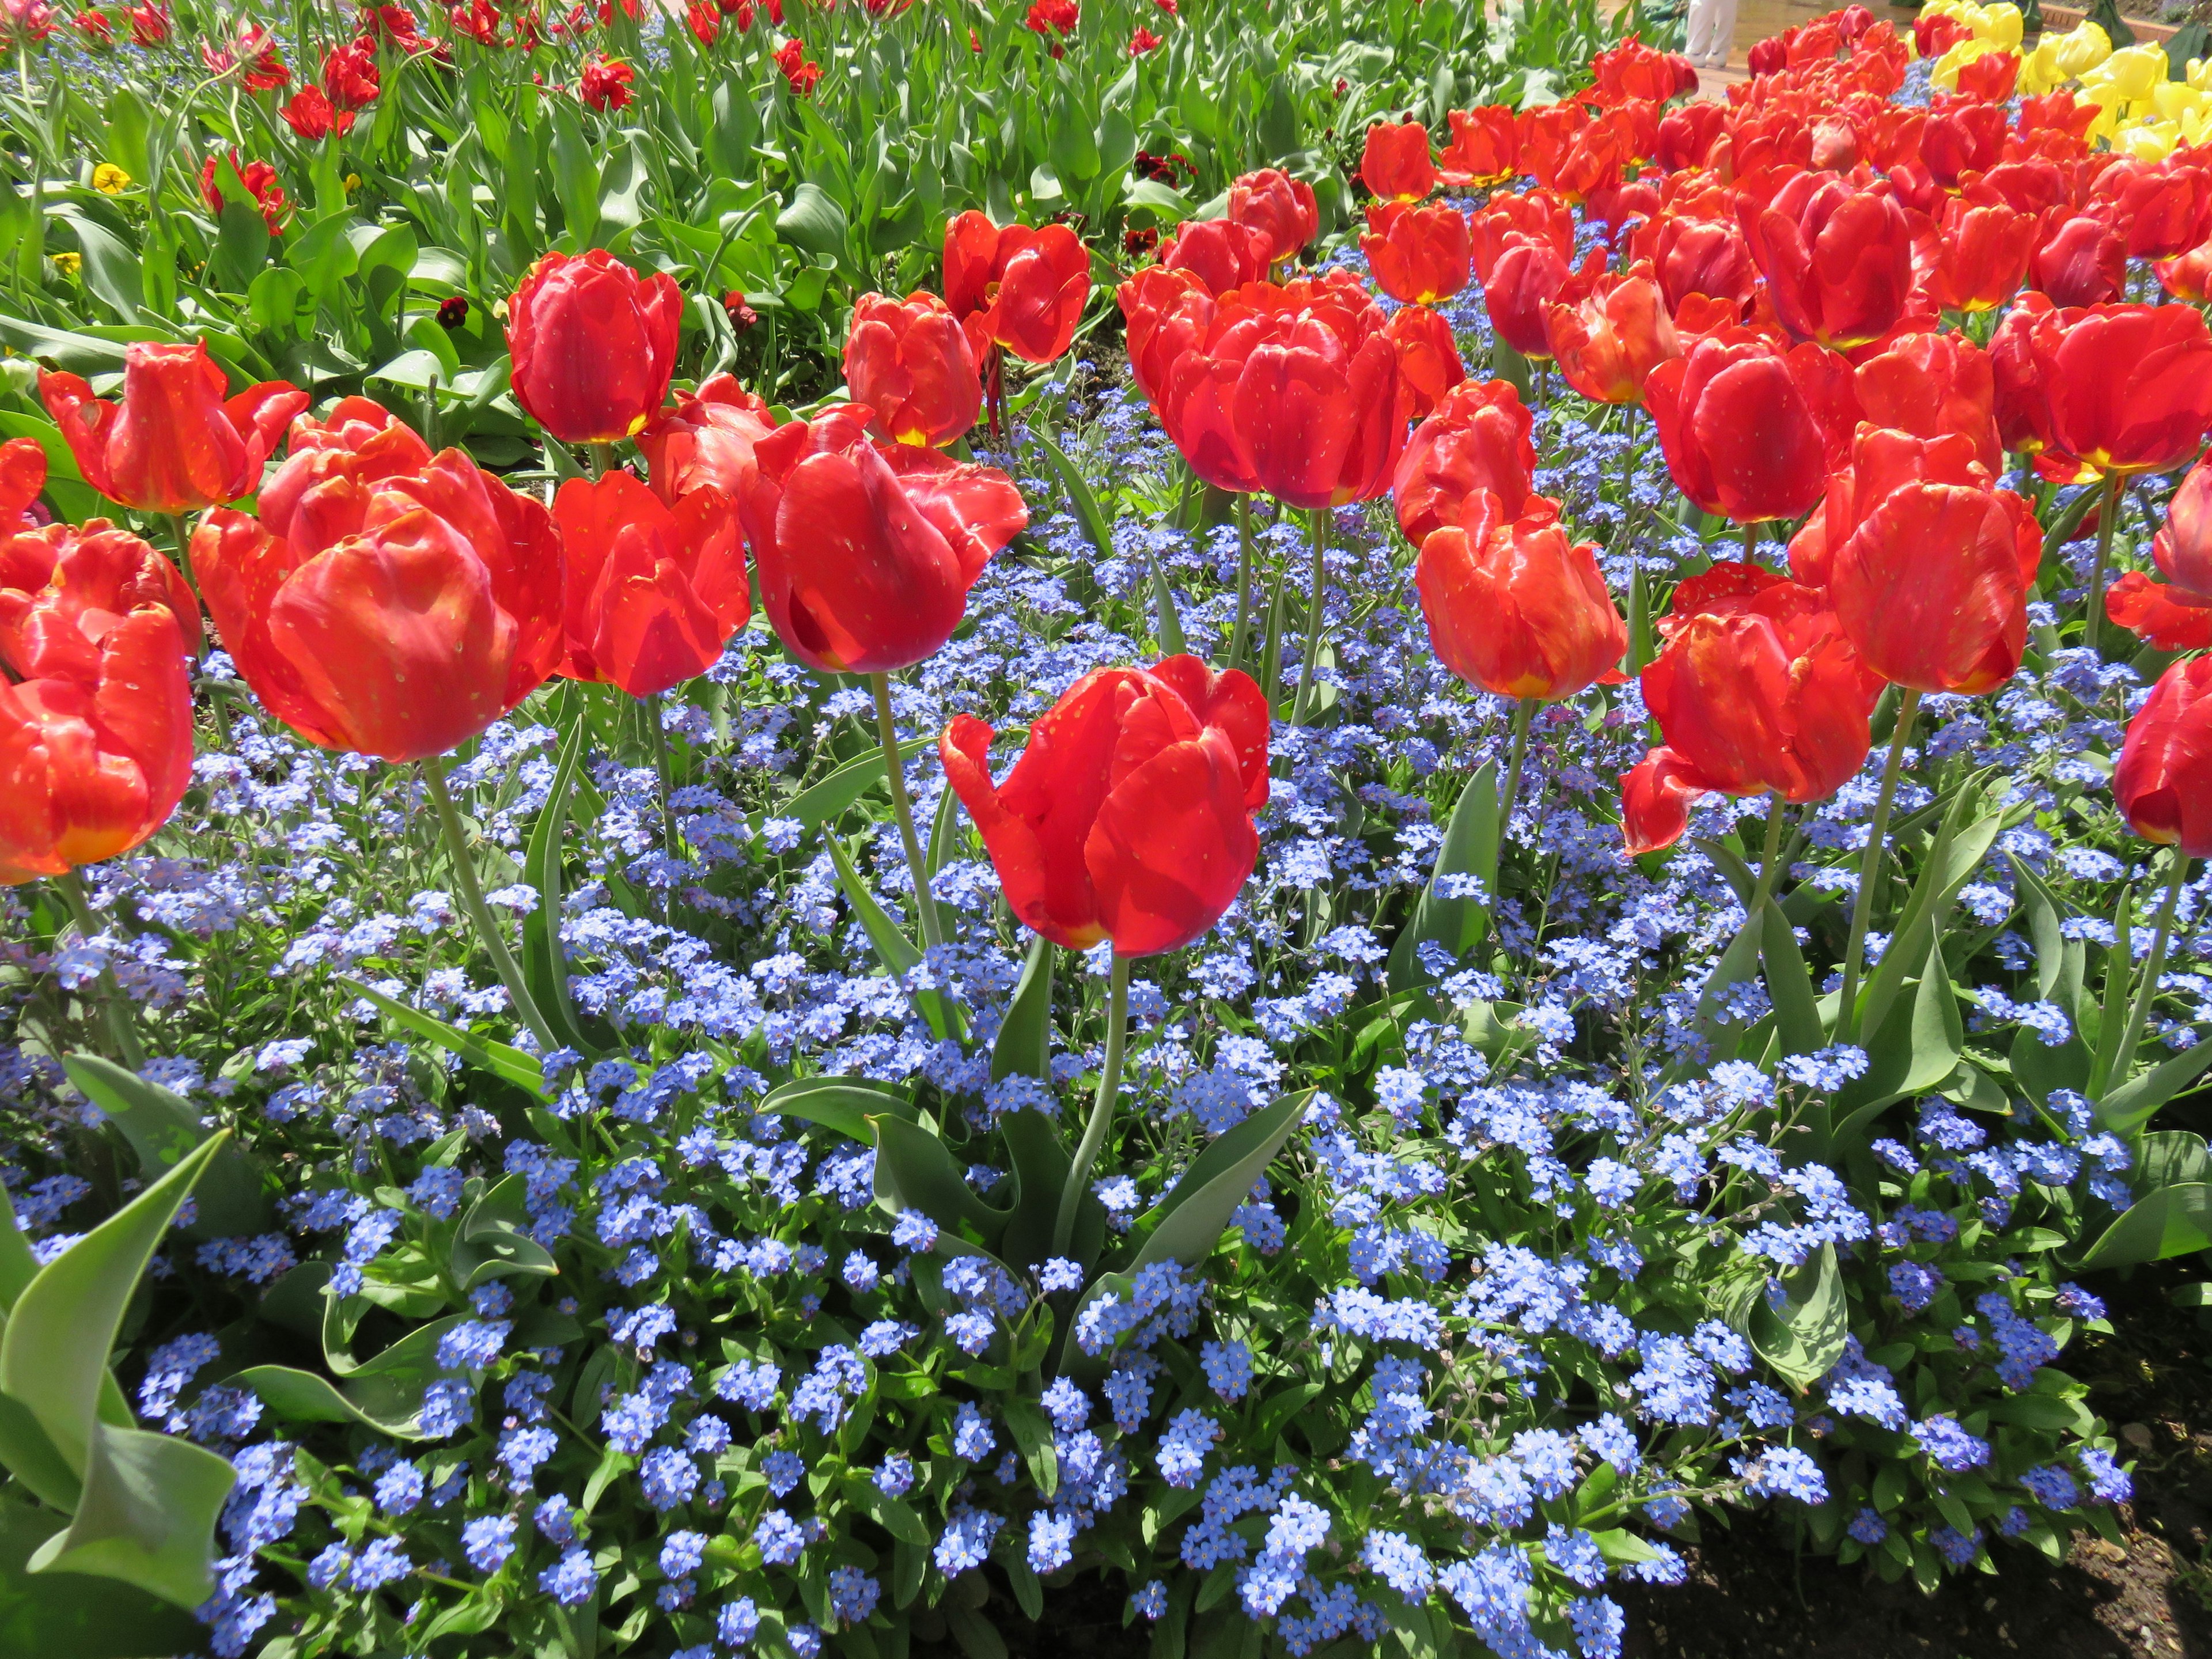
[
  {"xmin": 2084, "ymin": 470, "xmax": 2123, "ymax": 658},
  {"xmin": 869, "ymin": 671, "xmax": 943, "ymax": 961},
  {"xmin": 1837, "ymin": 688, "xmax": 1921, "ymax": 1041},
  {"xmin": 643, "ymin": 691, "xmax": 680, "ymax": 906},
  {"xmin": 55, "ymin": 869, "xmax": 144, "ymax": 1069},
  {"xmin": 423, "ymin": 756, "xmax": 561, "ymax": 1055},
  {"xmin": 1499, "ymin": 696, "xmax": 1536, "ymax": 838},
  {"xmin": 1260, "ymin": 550, "xmax": 1289, "ymax": 707},
  {"xmin": 1227, "ymin": 491, "xmax": 1255, "ymax": 673},
  {"xmin": 1052, "ymin": 951, "xmax": 1130, "ymax": 1261},
  {"xmin": 1748, "ymin": 792, "xmax": 1790, "ymax": 916},
  {"xmin": 2109, "ymin": 850, "xmax": 2191, "ymax": 1094},
  {"xmin": 162, "ymin": 513, "xmax": 202, "ymax": 601},
  {"xmin": 1291, "ymin": 506, "xmax": 1330, "ymax": 725},
  {"xmin": 1740, "ymin": 519, "xmax": 1758, "ymax": 562},
  {"xmin": 587, "ymin": 442, "xmax": 618, "ymax": 480}
]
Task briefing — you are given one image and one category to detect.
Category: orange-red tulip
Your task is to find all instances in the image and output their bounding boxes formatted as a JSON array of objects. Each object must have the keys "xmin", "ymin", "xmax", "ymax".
[
  {"xmin": 1227, "ymin": 169, "xmax": 1319, "ymax": 266},
  {"xmin": 2106, "ymin": 572, "xmax": 2212, "ymax": 653},
  {"xmin": 1393, "ymin": 378, "xmax": 1541, "ymax": 544},
  {"xmin": 1117, "ymin": 265, "xmax": 1217, "ymax": 408},
  {"xmin": 740, "ymin": 406, "xmax": 1026, "ymax": 674},
  {"xmin": 1437, "ymin": 106, "xmax": 1517, "ymax": 187},
  {"xmin": 1789, "ymin": 426, "xmax": 1988, "ymax": 589},
  {"xmin": 2023, "ymin": 302, "xmax": 2212, "ymax": 477},
  {"xmin": 195, "ymin": 440, "xmax": 564, "ymax": 762},
  {"xmin": 1737, "ymin": 174, "xmax": 1914, "ymax": 349},
  {"xmin": 2156, "ymin": 238, "xmax": 2212, "ymax": 304},
  {"xmin": 1621, "ymin": 566, "xmax": 1880, "ymax": 854},
  {"xmin": 639, "ymin": 376, "xmax": 778, "ymax": 503},
  {"xmin": 941, "ymin": 656, "xmax": 1268, "ymax": 956},
  {"xmin": 1158, "ymin": 217, "xmax": 1274, "ymax": 297},
  {"xmin": 1360, "ymin": 122, "xmax": 1435, "ymax": 204},
  {"xmin": 2154, "ymin": 451, "xmax": 2212, "ymax": 596},
  {"xmin": 843, "ymin": 291, "xmax": 982, "ymax": 448},
  {"xmin": 552, "ymin": 473, "xmax": 748, "ymax": 699},
  {"xmin": 1359, "ymin": 202, "xmax": 1471, "ymax": 305},
  {"xmin": 508, "ymin": 250, "xmax": 681, "ymax": 445},
  {"xmin": 1417, "ymin": 497, "xmax": 1626, "ymax": 701},
  {"xmin": 40, "ymin": 340, "xmax": 306, "ymax": 515},
  {"xmin": 0, "ymin": 509, "xmax": 202, "ymax": 666},
  {"xmin": 1643, "ymin": 332, "xmax": 1834, "ymax": 524},
  {"xmin": 942, "ymin": 212, "xmax": 1092, "ymax": 363},
  {"xmin": 1383, "ymin": 304, "xmax": 1467, "ymax": 421},
  {"xmin": 1469, "ymin": 190, "xmax": 1574, "ymax": 280},
  {"xmin": 1925, "ymin": 196, "xmax": 2036, "ymax": 314},
  {"xmin": 2115, "ymin": 656, "xmax": 2212, "ymax": 857},
  {"xmin": 1853, "ymin": 329, "xmax": 2001, "ymax": 475},
  {"xmin": 1543, "ymin": 262, "xmax": 1679, "ymax": 405}
]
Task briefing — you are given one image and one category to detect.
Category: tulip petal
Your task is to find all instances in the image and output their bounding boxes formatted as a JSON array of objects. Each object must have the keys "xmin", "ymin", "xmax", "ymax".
[
  {"xmin": 1620, "ymin": 746, "xmax": 1711, "ymax": 855},
  {"xmin": 940, "ymin": 712, "xmax": 1105, "ymax": 950},
  {"xmin": 1085, "ymin": 725, "xmax": 1260, "ymax": 957}
]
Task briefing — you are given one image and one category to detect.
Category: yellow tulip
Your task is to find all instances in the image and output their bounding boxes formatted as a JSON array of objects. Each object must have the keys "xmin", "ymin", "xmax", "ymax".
[
  {"xmin": 2151, "ymin": 80, "xmax": 2205, "ymax": 121},
  {"xmin": 2097, "ymin": 43, "xmax": 2171, "ymax": 102},
  {"xmin": 1975, "ymin": 3, "xmax": 2024, "ymax": 50},
  {"xmin": 2051, "ymin": 21, "xmax": 2112, "ymax": 79},
  {"xmin": 2020, "ymin": 38, "xmax": 2068, "ymax": 94},
  {"xmin": 2112, "ymin": 119, "xmax": 2179, "ymax": 162}
]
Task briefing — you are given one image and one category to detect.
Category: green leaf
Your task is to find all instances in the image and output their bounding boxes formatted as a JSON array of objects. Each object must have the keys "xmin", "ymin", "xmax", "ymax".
[
  {"xmin": 990, "ymin": 936, "xmax": 1055, "ymax": 1084},
  {"xmin": 1031, "ymin": 430, "xmax": 1176, "ymax": 658},
  {"xmin": 788, "ymin": 738, "xmax": 931, "ymax": 828},
  {"xmin": 872, "ymin": 1114, "xmax": 1009, "ymax": 1246},
  {"xmin": 2076, "ymin": 1183, "xmax": 2212, "ymax": 1271},
  {"xmin": 757, "ymin": 1077, "xmax": 921, "ymax": 1145},
  {"xmin": 231, "ymin": 1365, "xmax": 435, "ymax": 1439},
  {"xmin": 60, "ymin": 1054, "xmax": 267, "ymax": 1237},
  {"xmin": 2097, "ymin": 1030, "xmax": 2212, "ymax": 1134},
  {"xmin": 1002, "ymin": 1398, "xmax": 1058, "ymax": 1497},
  {"xmin": 548, "ymin": 100, "xmax": 601, "ymax": 248},
  {"xmin": 2138, "ymin": 1130, "xmax": 2211, "ymax": 1189},
  {"xmin": 824, "ymin": 835, "xmax": 958, "ymax": 1040},
  {"xmin": 28, "ymin": 1422, "xmax": 236, "ymax": 1608},
  {"xmin": 1128, "ymin": 1090, "xmax": 1313, "ymax": 1274},
  {"xmin": 2012, "ymin": 1022, "xmax": 2090, "ymax": 1109},
  {"xmin": 843, "ymin": 1475, "xmax": 930, "ymax": 1545},
  {"xmin": 1758, "ymin": 899, "xmax": 1823, "ymax": 1055},
  {"xmin": 0, "ymin": 1498, "xmax": 202, "ymax": 1657},
  {"xmin": 337, "ymin": 978, "xmax": 545, "ymax": 1094},
  {"xmin": 1, "ymin": 1134, "xmax": 225, "ymax": 1475},
  {"xmin": 777, "ymin": 181, "xmax": 850, "ymax": 260},
  {"xmin": 522, "ymin": 718, "xmax": 592, "ymax": 1054},
  {"xmin": 449, "ymin": 1174, "xmax": 559, "ymax": 1290},
  {"xmin": 1830, "ymin": 931, "xmax": 1962, "ymax": 1150},
  {"xmin": 1387, "ymin": 761, "xmax": 1499, "ymax": 991},
  {"xmin": 1747, "ymin": 1243, "xmax": 1847, "ymax": 1391},
  {"xmin": 0, "ymin": 1184, "xmax": 35, "ymax": 1310}
]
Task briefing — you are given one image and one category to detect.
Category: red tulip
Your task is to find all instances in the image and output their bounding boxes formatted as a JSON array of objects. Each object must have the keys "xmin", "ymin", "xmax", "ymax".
[
  {"xmin": 639, "ymin": 376, "xmax": 778, "ymax": 504},
  {"xmin": 1157, "ymin": 217, "xmax": 1275, "ymax": 297},
  {"xmin": 194, "ymin": 440, "xmax": 565, "ymax": 762},
  {"xmin": 1469, "ymin": 190, "xmax": 1574, "ymax": 279},
  {"xmin": 1437, "ymin": 106, "xmax": 1517, "ymax": 187},
  {"xmin": 1953, "ymin": 49, "xmax": 2018, "ymax": 102},
  {"xmin": 1643, "ymin": 332, "xmax": 1832, "ymax": 524},
  {"xmin": 2098, "ymin": 158, "xmax": 2212, "ymax": 259},
  {"xmin": 1393, "ymin": 378, "xmax": 1540, "ymax": 544},
  {"xmin": 0, "ymin": 435, "xmax": 47, "ymax": 539},
  {"xmin": 1654, "ymin": 103, "xmax": 1727, "ymax": 172},
  {"xmin": 198, "ymin": 152, "xmax": 289, "ymax": 234},
  {"xmin": 40, "ymin": 340, "xmax": 306, "ymax": 516},
  {"xmin": 1116, "ymin": 265, "xmax": 1216, "ymax": 407},
  {"xmin": 843, "ymin": 291, "xmax": 982, "ymax": 448},
  {"xmin": 550, "ymin": 474, "xmax": 748, "ymax": 699},
  {"xmin": 1543, "ymin": 261, "xmax": 1679, "ymax": 406},
  {"xmin": 1483, "ymin": 234, "xmax": 1575, "ymax": 361},
  {"xmin": 2156, "ymin": 238, "xmax": 2212, "ymax": 305},
  {"xmin": 740, "ymin": 406, "xmax": 1025, "ymax": 674},
  {"xmin": 1228, "ymin": 169, "xmax": 1319, "ymax": 266},
  {"xmin": 2030, "ymin": 210, "xmax": 2126, "ymax": 308},
  {"xmin": 942, "ymin": 211, "xmax": 1091, "ymax": 363},
  {"xmin": 1360, "ymin": 122, "xmax": 1435, "ymax": 204},
  {"xmin": 1788, "ymin": 426, "xmax": 1988, "ymax": 589},
  {"xmin": 1918, "ymin": 101, "xmax": 2006, "ymax": 192},
  {"xmin": 0, "ymin": 519, "xmax": 195, "ymax": 882},
  {"xmin": 2106, "ymin": 572, "xmax": 2212, "ymax": 653},
  {"xmin": 507, "ymin": 249, "xmax": 681, "ymax": 444},
  {"xmin": 1737, "ymin": 173, "xmax": 1914, "ymax": 349},
  {"xmin": 1924, "ymin": 196, "xmax": 2036, "ymax": 314},
  {"xmin": 2115, "ymin": 656, "xmax": 2212, "ymax": 857},
  {"xmin": 941, "ymin": 656, "xmax": 1269, "ymax": 956},
  {"xmin": 1383, "ymin": 304, "xmax": 1467, "ymax": 421},
  {"xmin": 1417, "ymin": 496, "xmax": 1626, "ymax": 701},
  {"xmin": 2154, "ymin": 452, "xmax": 2212, "ymax": 597},
  {"xmin": 2024, "ymin": 302, "xmax": 2212, "ymax": 477},
  {"xmin": 1647, "ymin": 214, "xmax": 1759, "ymax": 317},
  {"xmin": 1359, "ymin": 202, "xmax": 1471, "ymax": 305},
  {"xmin": 1853, "ymin": 329, "xmax": 2001, "ymax": 475},
  {"xmin": 1621, "ymin": 566, "xmax": 1880, "ymax": 854}
]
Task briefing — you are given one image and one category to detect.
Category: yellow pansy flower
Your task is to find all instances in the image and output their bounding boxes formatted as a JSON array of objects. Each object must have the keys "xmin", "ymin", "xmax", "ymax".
[{"xmin": 91, "ymin": 162, "xmax": 130, "ymax": 195}]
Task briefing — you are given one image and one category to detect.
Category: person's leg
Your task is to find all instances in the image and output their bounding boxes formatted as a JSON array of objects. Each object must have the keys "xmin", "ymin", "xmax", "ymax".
[
  {"xmin": 1684, "ymin": 0, "xmax": 1715, "ymax": 64},
  {"xmin": 1708, "ymin": 0, "xmax": 1740, "ymax": 65}
]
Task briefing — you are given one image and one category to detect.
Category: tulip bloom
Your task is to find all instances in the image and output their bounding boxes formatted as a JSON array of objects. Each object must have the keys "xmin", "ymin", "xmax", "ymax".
[
  {"xmin": 1359, "ymin": 122, "xmax": 1435, "ymax": 204},
  {"xmin": 0, "ymin": 525, "xmax": 195, "ymax": 882},
  {"xmin": 2156, "ymin": 239, "xmax": 2212, "ymax": 305},
  {"xmin": 1383, "ymin": 305, "xmax": 1466, "ymax": 421},
  {"xmin": 1543, "ymin": 262, "xmax": 1679, "ymax": 406},
  {"xmin": 1227, "ymin": 169, "xmax": 1319, "ymax": 265},
  {"xmin": 639, "ymin": 376, "xmax": 778, "ymax": 503},
  {"xmin": 507, "ymin": 249, "xmax": 681, "ymax": 444},
  {"xmin": 740, "ymin": 406, "xmax": 1026, "ymax": 674},
  {"xmin": 1925, "ymin": 198, "xmax": 2036, "ymax": 314},
  {"xmin": 941, "ymin": 656, "xmax": 1269, "ymax": 956},
  {"xmin": 1621, "ymin": 568, "xmax": 1880, "ymax": 854},
  {"xmin": 1359, "ymin": 203, "xmax": 1471, "ymax": 305},
  {"xmin": 1116, "ymin": 265, "xmax": 1216, "ymax": 407},
  {"xmin": 194, "ymin": 445, "xmax": 565, "ymax": 762},
  {"xmin": 1157, "ymin": 217, "xmax": 1275, "ymax": 297},
  {"xmin": 943, "ymin": 211, "xmax": 1092, "ymax": 363},
  {"xmin": 1437, "ymin": 106, "xmax": 1517, "ymax": 187},
  {"xmin": 1647, "ymin": 215, "xmax": 1759, "ymax": 318},
  {"xmin": 2106, "ymin": 573, "xmax": 2212, "ymax": 653},
  {"xmin": 0, "ymin": 435, "xmax": 46, "ymax": 538},
  {"xmin": 552, "ymin": 474, "xmax": 749, "ymax": 699},
  {"xmin": 843, "ymin": 291, "xmax": 982, "ymax": 448},
  {"xmin": 1418, "ymin": 499, "xmax": 1625, "ymax": 702},
  {"xmin": 2115, "ymin": 657, "xmax": 2212, "ymax": 858},
  {"xmin": 2024, "ymin": 302, "xmax": 2212, "ymax": 476},
  {"xmin": 2154, "ymin": 451, "xmax": 2212, "ymax": 595},
  {"xmin": 1482, "ymin": 234, "xmax": 1574, "ymax": 361},
  {"xmin": 1393, "ymin": 378, "xmax": 1540, "ymax": 544},
  {"xmin": 40, "ymin": 340, "xmax": 306, "ymax": 515},
  {"xmin": 1738, "ymin": 175, "xmax": 1914, "ymax": 350},
  {"xmin": 1853, "ymin": 330, "xmax": 2001, "ymax": 475},
  {"xmin": 1643, "ymin": 333, "xmax": 1832, "ymax": 524},
  {"xmin": 2030, "ymin": 210, "xmax": 2127, "ymax": 308}
]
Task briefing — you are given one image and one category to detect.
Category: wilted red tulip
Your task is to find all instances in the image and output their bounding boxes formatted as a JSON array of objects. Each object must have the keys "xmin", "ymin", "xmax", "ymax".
[
  {"xmin": 1359, "ymin": 202, "xmax": 1471, "ymax": 305},
  {"xmin": 1643, "ymin": 332, "xmax": 1832, "ymax": 524},
  {"xmin": 198, "ymin": 151, "xmax": 288, "ymax": 234},
  {"xmin": 0, "ymin": 520, "xmax": 195, "ymax": 882},
  {"xmin": 639, "ymin": 376, "xmax": 778, "ymax": 504},
  {"xmin": 1437, "ymin": 106, "xmax": 1517, "ymax": 187},
  {"xmin": 1738, "ymin": 174, "xmax": 1914, "ymax": 349},
  {"xmin": 740, "ymin": 406, "xmax": 1025, "ymax": 673},
  {"xmin": 1483, "ymin": 234, "xmax": 1575, "ymax": 361},
  {"xmin": 1418, "ymin": 496, "xmax": 1625, "ymax": 702},
  {"xmin": 1543, "ymin": 262, "xmax": 1679, "ymax": 405},
  {"xmin": 552, "ymin": 474, "xmax": 748, "ymax": 699},
  {"xmin": 1384, "ymin": 305, "xmax": 1466, "ymax": 421},
  {"xmin": 941, "ymin": 656, "xmax": 1269, "ymax": 956},
  {"xmin": 1228, "ymin": 169, "xmax": 1319, "ymax": 265},
  {"xmin": 40, "ymin": 340, "xmax": 306, "ymax": 516},
  {"xmin": 1853, "ymin": 329, "xmax": 2000, "ymax": 475},
  {"xmin": 1360, "ymin": 122, "xmax": 1435, "ymax": 204},
  {"xmin": 194, "ymin": 442, "xmax": 563, "ymax": 762},
  {"xmin": 1621, "ymin": 566, "xmax": 1881, "ymax": 854},
  {"xmin": 942, "ymin": 211, "xmax": 1092, "ymax": 363},
  {"xmin": 2024, "ymin": 302, "xmax": 2212, "ymax": 476},
  {"xmin": 1116, "ymin": 265, "xmax": 1216, "ymax": 407},
  {"xmin": 843, "ymin": 291, "xmax": 982, "ymax": 448},
  {"xmin": 2115, "ymin": 657, "xmax": 2212, "ymax": 857},
  {"xmin": 1925, "ymin": 196, "xmax": 2036, "ymax": 314},
  {"xmin": 2030, "ymin": 210, "xmax": 2127, "ymax": 308},
  {"xmin": 508, "ymin": 249, "xmax": 681, "ymax": 444},
  {"xmin": 1157, "ymin": 217, "xmax": 1274, "ymax": 297},
  {"xmin": 1393, "ymin": 378, "xmax": 1540, "ymax": 544}
]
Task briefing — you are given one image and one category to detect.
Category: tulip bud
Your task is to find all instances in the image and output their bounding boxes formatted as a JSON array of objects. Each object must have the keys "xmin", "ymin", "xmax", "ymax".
[
  {"xmin": 843, "ymin": 291, "xmax": 983, "ymax": 449},
  {"xmin": 507, "ymin": 249, "xmax": 682, "ymax": 444}
]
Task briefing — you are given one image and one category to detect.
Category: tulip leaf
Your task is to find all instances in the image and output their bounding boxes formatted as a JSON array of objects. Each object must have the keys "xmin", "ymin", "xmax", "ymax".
[
  {"xmin": 2076, "ymin": 1183, "xmax": 2212, "ymax": 1272},
  {"xmin": 789, "ymin": 739, "xmax": 931, "ymax": 829},
  {"xmin": 1747, "ymin": 1243, "xmax": 1847, "ymax": 1392},
  {"xmin": 0, "ymin": 1183, "xmax": 39, "ymax": 1312},
  {"xmin": 231, "ymin": 1365, "xmax": 437, "ymax": 1441},
  {"xmin": 522, "ymin": 718, "xmax": 593, "ymax": 1055},
  {"xmin": 1031, "ymin": 429, "xmax": 1187, "ymax": 656},
  {"xmin": 1693, "ymin": 836, "xmax": 1757, "ymax": 910},
  {"xmin": 0, "ymin": 1497, "xmax": 204, "ymax": 1657},
  {"xmin": 991, "ymin": 935, "xmax": 1056, "ymax": 1084},
  {"xmin": 60, "ymin": 1054, "xmax": 268, "ymax": 1238},
  {"xmin": 337, "ymin": 978, "xmax": 546, "ymax": 1095},
  {"xmin": 1387, "ymin": 760, "xmax": 1499, "ymax": 992},
  {"xmin": 2098, "ymin": 1030, "xmax": 2212, "ymax": 1135},
  {"xmin": 2011, "ymin": 1021, "xmax": 2091, "ymax": 1108},
  {"xmin": 1759, "ymin": 899, "xmax": 1825, "ymax": 1056},
  {"xmin": 27, "ymin": 1422, "xmax": 237, "ymax": 1608},
  {"xmin": 449, "ymin": 1174, "xmax": 559, "ymax": 1290},
  {"xmin": 548, "ymin": 100, "xmax": 600, "ymax": 249},
  {"xmin": 824, "ymin": 835, "xmax": 960, "ymax": 1041},
  {"xmin": 870, "ymin": 1113, "xmax": 1009, "ymax": 1247},
  {"xmin": 758, "ymin": 1077, "xmax": 921, "ymax": 1145},
  {"xmin": 777, "ymin": 181, "xmax": 850, "ymax": 262},
  {"xmin": 1830, "ymin": 932, "xmax": 1964, "ymax": 1150},
  {"xmin": 1129, "ymin": 1088, "xmax": 1313, "ymax": 1274}
]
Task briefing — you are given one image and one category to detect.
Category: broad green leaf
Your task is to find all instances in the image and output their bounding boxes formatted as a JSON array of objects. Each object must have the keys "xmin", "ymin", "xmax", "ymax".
[
  {"xmin": 1387, "ymin": 760, "xmax": 1499, "ymax": 992},
  {"xmin": 788, "ymin": 738, "xmax": 930, "ymax": 828},
  {"xmin": 842, "ymin": 1474, "xmax": 929, "ymax": 1545},
  {"xmin": 758, "ymin": 1077, "xmax": 921, "ymax": 1145},
  {"xmin": 449, "ymin": 1174, "xmax": 559, "ymax": 1290},
  {"xmin": 232, "ymin": 1365, "xmax": 435, "ymax": 1440},
  {"xmin": 1830, "ymin": 933, "xmax": 1962, "ymax": 1149},
  {"xmin": 522, "ymin": 704, "xmax": 591, "ymax": 1054},
  {"xmin": 2012, "ymin": 1022, "xmax": 2090, "ymax": 1109},
  {"xmin": 29, "ymin": 1423, "xmax": 235, "ymax": 1608},
  {"xmin": 2138, "ymin": 1130, "xmax": 2211, "ymax": 1189},
  {"xmin": 338, "ymin": 978, "xmax": 545, "ymax": 1094},
  {"xmin": 1001, "ymin": 1397, "xmax": 1058, "ymax": 1497},
  {"xmin": 824, "ymin": 835, "xmax": 957, "ymax": 1040},
  {"xmin": 548, "ymin": 101, "xmax": 601, "ymax": 248},
  {"xmin": 2097, "ymin": 1030, "xmax": 2212, "ymax": 1134},
  {"xmin": 2076, "ymin": 1183, "xmax": 2212, "ymax": 1271},
  {"xmin": 990, "ymin": 936, "xmax": 1055, "ymax": 1083},
  {"xmin": 0, "ymin": 1498, "xmax": 202, "ymax": 1657},
  {"xmin": 1130, "ymin": 1090, "xmax": 1313, "ymax": 1274},
  {"xmin": 1758, "ymin": 899, "xmax": 1823, "ymax": 1055},
  {"xmin": 0, "ymin": 1177, "xmax": 41, "ymax": 1309},
  {"xmin": 777, "ymin": 181, "xmax": 850, "ymax": 260},
  {"xmin": 871, "ymin": 1114, "xmax": 1009, "ymax": 1246},
  {"xmin": 60, "ymin": 1054, "xmax": 267, "ymax": 1237},
  {"xmin": 1747, "ymin": 1243, "xmax": 1847, "ymax": 1390}
]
